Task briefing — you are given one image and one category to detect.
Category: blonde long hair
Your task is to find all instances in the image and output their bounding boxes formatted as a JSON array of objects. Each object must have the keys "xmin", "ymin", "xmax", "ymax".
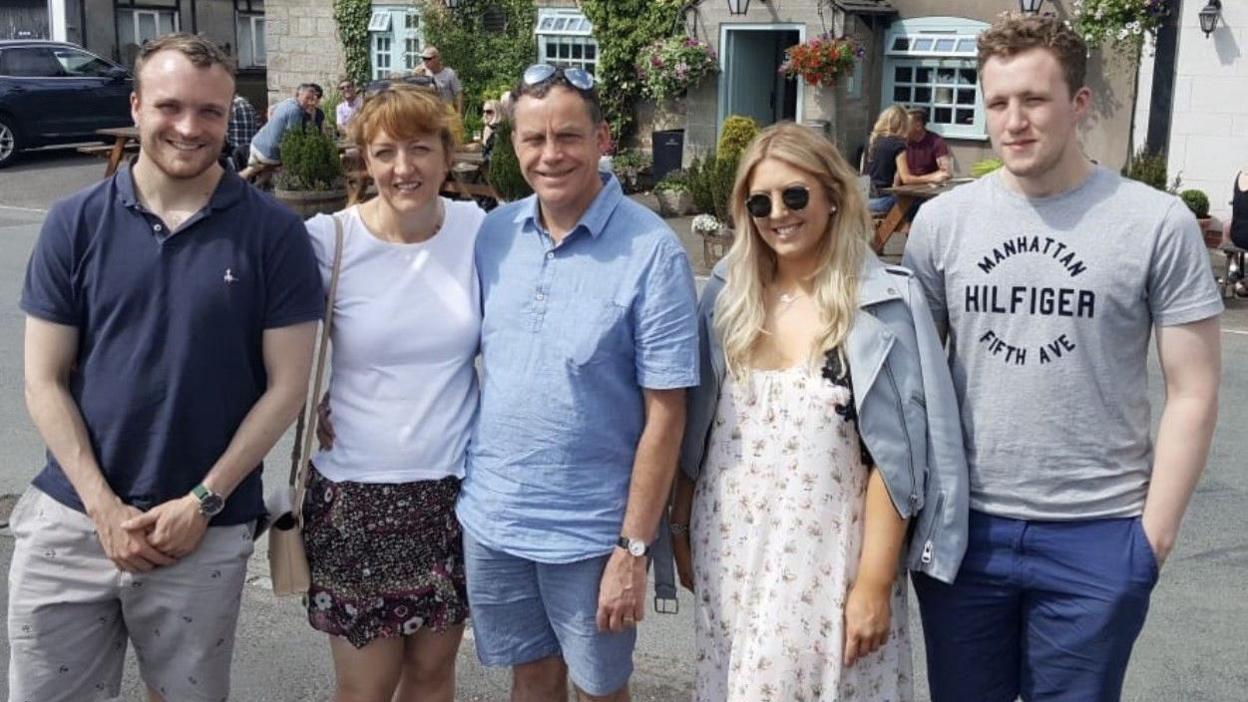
[
  {"xmin": 715, "ymin": 122, "xmax": 872, "ymax": 379},
  {"xmin": 868, "ymin": 104, "xmax": 908, "ymax": 160}
]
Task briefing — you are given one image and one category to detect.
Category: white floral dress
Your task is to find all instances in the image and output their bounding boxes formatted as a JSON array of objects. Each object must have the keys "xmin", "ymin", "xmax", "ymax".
[{"xmin": 691, "ymin": 366, "xmax": 913, "ymax": 702}]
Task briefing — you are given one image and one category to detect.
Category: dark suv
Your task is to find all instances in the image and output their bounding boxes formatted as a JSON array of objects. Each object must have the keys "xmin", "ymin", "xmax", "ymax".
[{"xmin": 0, "ymin": 40, "xmax": 132, "ymax": 168}]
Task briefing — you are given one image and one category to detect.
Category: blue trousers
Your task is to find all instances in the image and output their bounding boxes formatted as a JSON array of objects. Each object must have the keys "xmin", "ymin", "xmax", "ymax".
[{"xmin": 912, "ymin": 510, "xmax": 1160, "ymax": 702}]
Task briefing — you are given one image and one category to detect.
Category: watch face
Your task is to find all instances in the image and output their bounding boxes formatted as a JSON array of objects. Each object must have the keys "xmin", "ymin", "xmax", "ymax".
[
  {"xmin": 628, "ymin": 539, "xmax": 646, "ymax": 557},
  {"xmin": 200, "ymin": 494, "xmax": 226, "ymax": 516}
]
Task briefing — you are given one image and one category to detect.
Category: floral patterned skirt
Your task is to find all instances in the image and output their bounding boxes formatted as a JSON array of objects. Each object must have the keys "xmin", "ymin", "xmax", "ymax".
[{"xmin": 302, "ymin": 465, "xmax": 469, "ymax": 649}]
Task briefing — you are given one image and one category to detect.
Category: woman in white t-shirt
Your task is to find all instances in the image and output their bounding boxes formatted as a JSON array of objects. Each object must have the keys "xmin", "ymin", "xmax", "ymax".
[{"xmin": 302, "ymin": 84, "xmax": 484, "ymax": 702}]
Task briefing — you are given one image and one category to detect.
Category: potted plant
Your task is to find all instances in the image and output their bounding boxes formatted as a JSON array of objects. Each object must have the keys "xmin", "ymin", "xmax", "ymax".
[
  {"xmin": 1180, "ymin": 188, "xmax": 1219, "ymax": 246},
  {"xmin": 273, "ymin": 125, "xmax": 347, "ymax": 217},
  {"xmin": 654, "ymin": 170, "xmax": 694, "ymax": 217},
  {"xmin": 1072, "ymin": 0, "xmax": 1169, "ymax": 52},
  {"xmin": 636, "ymin": 36, "xmax": 719, "ymax": 101},
  {"xmin": 612, "ymin": 149, "xmax": 654, "ymax": 194},
  {"xmin": 692, "ymin": 213, "xmax": 731, "ymax": 267},
  {"xmin": 487, "ymin": 121, "xmax": 533, "ymax": 203},
  {"xmin": 781, "ymin": 34, "xmax": 864, "ymax": 88}
]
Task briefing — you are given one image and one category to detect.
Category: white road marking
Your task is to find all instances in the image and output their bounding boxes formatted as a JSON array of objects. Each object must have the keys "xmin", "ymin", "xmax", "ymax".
[{"xmin": 0, "ymin": 204, "xmax": 48, "ymax": 215}]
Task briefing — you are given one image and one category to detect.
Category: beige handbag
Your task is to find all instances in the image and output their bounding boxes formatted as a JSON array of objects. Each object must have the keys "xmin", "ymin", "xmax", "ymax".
[{"xmin": 268, "ymin": 214, "xmax": 344, "ymax": 597}]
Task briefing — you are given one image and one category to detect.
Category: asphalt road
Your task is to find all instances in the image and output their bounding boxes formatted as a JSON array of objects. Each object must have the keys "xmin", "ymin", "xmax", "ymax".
[{"xmin": 0, "ymin": 149, "xmax": 1246, "ymax": 701}]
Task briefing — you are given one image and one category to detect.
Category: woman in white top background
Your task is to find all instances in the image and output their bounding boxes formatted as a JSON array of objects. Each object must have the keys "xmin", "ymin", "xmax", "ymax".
[{"xmin": 303, "ymin": 84, "xmax": 485, "ymax": 702}]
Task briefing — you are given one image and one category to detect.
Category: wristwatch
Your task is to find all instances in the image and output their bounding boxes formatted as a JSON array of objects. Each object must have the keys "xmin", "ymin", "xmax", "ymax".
[
  {"xmin": 190, "ymin": 483, "xmax": 225, "ymax": 518},
  {"xmin": 617, "ymin": 536, "xmax": 650, "ymax": 558}
]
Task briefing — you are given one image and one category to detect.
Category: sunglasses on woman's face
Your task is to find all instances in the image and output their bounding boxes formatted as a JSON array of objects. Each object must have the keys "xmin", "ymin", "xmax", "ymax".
[
  {"xmin": 745, "ymin": 186, "xmax": 811, "ymax": 218},
  {"xmin": 521, "ymin": 63, "xmax": 596, "ymax": 91},
  {"xmin": 483, "ymin": 109, "xmax": 495, "ymax": 115}
]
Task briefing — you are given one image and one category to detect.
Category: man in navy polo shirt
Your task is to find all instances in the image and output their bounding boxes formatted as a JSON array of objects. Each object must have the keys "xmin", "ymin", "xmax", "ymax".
[{"xmin": 8, "ymin": 34, "xmax": 323, "ymax": 702}]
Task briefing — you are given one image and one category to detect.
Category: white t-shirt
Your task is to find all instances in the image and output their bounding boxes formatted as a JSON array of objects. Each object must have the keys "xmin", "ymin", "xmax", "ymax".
[{"xmin": 305, "ymin": 199, "xmax": 485, "ymax": 483}]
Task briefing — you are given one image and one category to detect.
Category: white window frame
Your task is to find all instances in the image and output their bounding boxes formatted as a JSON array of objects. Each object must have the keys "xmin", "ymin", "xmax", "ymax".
[
  {"xmin": 882, "ymin": 17, "xmax": 989, "ymax": 141},
  {"xmin": 370, "ymin": 6, "xmax": 424, "ymax": 79},
  {"xmin": 534, "ymin": 8, "xmax": 598, "ymax": 74},
  {"xmin": 236, "ymin": 12, "xmax": 265, "ymax": 68},
  {"xmin": 118, "ymin": 8, "xmax": 179, "ymax": 50},
  {"xmin": 368, "ymin": 11, "xmax": 391, "ymax": 32},
  {"xmin": 372, "ymin": 34, "xmax": 392, "ymax": 79}
]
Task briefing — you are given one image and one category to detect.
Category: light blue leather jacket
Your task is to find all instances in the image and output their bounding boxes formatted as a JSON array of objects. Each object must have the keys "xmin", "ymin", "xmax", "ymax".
[{"xmin": 652, "ymin": 253, "xmax": 969, "ymax": 609}]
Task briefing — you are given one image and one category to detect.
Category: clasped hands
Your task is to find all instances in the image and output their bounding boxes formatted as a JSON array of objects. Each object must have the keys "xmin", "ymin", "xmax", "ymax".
[{"xmin": 90, "ymin": 494, "xmax": 209, "ymax": 573}]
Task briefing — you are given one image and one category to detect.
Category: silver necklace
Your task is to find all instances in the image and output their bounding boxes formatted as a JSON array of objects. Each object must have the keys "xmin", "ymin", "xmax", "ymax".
[{"xmin": 776, "ymin": 289, "xmax": 806, "ymax": 309}]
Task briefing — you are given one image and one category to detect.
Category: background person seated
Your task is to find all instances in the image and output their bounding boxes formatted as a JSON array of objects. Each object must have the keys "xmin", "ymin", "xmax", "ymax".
[
  {"xmin": 899, "ymin": 107, "xmax": 952, "ymax": 185},
  {"xmin": 248, "ymin": 83, "xmax": 324, "ymax": 168},
  {"xmin": 864, "ymin": 104, "xmax": 910, "ymax": 214}
]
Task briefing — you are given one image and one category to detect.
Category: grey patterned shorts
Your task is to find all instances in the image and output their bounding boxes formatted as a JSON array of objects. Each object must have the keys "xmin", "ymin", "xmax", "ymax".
[{"xmin": 6, "ymin": 487, "xmax": 253, "ymax": 702}]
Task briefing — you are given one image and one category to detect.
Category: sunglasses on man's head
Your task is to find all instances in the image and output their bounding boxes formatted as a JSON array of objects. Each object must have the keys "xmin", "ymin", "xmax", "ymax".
[
  {"xmin": 364, "ymin": 75, "xmax": 434, "ymax": 97},
  {"xmin": 521, "ymin": 63, "xmax": 595, "ymax": 91},
  {"xmin": 745, "ymin": 186, "xmax": 811, "ymax": 218}
]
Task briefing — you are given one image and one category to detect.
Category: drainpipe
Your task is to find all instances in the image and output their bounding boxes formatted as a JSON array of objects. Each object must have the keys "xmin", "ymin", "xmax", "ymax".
[
  {"xmin": 190, "ymin": 0, "xmax": 198, "ymax": 34},
  {"xmin": 1144, "ymin": 5, "xmax": 1179, "ymax": 156},
  {"xmin": 47, "ymin": 0, "xmax": 67, "ymax": 41}
]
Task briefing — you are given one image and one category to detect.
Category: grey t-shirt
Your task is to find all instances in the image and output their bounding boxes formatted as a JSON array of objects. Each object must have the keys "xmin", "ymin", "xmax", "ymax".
[
  {"xmin": 431, "ymin": 67, "xmax": 461, "ymax": 104},
  {"xmin": 903, "ymin": 166, "xmax": 1223, "ymax": 521}
]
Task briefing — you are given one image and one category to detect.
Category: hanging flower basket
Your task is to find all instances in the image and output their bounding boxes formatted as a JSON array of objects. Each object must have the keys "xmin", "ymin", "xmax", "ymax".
[
  {"xmin": 780, "ymin": 35, "xmax": 864, "ymax": 89},
  {"xmin": 636, "ymin": 36, "xmax": 720, "ymax": 101},
  {"xmin": 1072, "ymin": 0, "xmax": 1171, "ymax": 50}
]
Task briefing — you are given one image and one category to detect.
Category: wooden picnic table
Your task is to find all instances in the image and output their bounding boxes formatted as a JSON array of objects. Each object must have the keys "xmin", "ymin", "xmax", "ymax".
[
  {"xmin": 93, "ymin": 126, "xmax": 140, "ymax": 177},
  {"xmin": 872, "ymin": 179, "xmax": 972, "ymax": 253}
]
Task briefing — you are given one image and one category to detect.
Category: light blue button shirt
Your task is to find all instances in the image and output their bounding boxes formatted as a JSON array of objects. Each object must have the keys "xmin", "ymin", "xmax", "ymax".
[{"xmin": 458, "ymin": 174, "xmax": 699, "ymax": 563}]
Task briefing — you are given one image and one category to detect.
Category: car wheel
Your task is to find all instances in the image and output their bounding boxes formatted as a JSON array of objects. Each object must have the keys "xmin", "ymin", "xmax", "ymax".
[{"xmin": 0, "ymin": 116, "xmax": 21, "ymax": 168}]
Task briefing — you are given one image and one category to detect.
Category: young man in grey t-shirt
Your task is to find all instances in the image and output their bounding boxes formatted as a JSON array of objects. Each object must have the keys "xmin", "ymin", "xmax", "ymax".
[{"xmin": 902, "ymin": 15, "xmax": 1222, "ymax": 702}]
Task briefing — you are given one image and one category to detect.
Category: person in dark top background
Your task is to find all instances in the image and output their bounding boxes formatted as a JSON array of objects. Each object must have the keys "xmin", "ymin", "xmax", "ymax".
[
  {"xmin": 865, "ymin": 104, "xmax": 910, "ymax": 213},
  {"xmin": 900, "ymin": 107, "xmax": 952, "ymax": 185},
  {"xmin": 1226, "ymin": 168, "xmax": 1248, "ymax": 296}
]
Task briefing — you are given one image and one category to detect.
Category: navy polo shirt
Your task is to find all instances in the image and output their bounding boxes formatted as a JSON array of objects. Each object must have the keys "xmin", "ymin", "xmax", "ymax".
[{"xmin": 20, "ymin": 166, "xmax": 324, "ymax": 525}]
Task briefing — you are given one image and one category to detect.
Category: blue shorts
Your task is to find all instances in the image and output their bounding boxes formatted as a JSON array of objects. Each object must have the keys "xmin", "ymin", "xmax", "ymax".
[
  {"xmin": 462, "ymin": 530, "xmax": 636, "ymax": 696},
  {"xmin": 912, "ymin": 510, "xmax": 1159, "ymax": 702}
]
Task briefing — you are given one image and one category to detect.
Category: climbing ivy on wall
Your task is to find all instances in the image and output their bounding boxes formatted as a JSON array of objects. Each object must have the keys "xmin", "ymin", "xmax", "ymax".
[
  {"xmin": 334, "ymin": 0, "xmax": 372, "ymax": 87},
  {"xmin": 580, "ymin": 0, "xmax": 685, "ymax": 143},
  {"xmin": 421, "ymin": 0, "xmax": 537, "ymax": 128}
]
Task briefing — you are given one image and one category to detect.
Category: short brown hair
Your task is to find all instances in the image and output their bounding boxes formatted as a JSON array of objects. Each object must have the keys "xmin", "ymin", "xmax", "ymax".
[
  {"xmin": 512, "ymin": 76, "xmax": 604, "ymax": 126},
  {"xmin": 134, "ymin": 33, "xmax": 234, "ymax": 95},
  {"xmin": 977, "ymin": 14, "xmax": 1087, "ymax": 97},
  {"xmin": 347, "ymin": 84, "xmax": 461, "ymax": 203}
]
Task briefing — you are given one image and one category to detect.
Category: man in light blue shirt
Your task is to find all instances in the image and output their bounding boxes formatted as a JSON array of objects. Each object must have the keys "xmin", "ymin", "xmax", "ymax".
[
  {"xmin": 457, "ymin": 65, "xmax": 698, "ymax": 701},
  {"xmin": 247, "ymin": 82, "xmax": 323, "ymax": 166}
]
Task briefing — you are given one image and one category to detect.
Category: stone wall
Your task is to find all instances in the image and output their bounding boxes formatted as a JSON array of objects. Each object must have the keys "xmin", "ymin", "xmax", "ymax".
[{"xmin": 264, "ymin": 0, "xmax": 346, "ymax": 109}]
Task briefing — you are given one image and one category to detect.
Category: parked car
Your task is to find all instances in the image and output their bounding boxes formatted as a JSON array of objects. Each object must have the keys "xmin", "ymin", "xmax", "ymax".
[{"xmin": 0, "ymin": 40, "xmax": 132, "ymax": 168}]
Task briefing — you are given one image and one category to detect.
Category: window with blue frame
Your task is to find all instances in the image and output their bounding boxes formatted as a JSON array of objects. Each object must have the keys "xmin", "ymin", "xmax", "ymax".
[
  {"xmin": 534, "ymin": 8, "xmax": 598, "ymax": 75},
  {"xmin": 369, "ymin": 5, "xmax": 423, "ymax": 79},
  {"xmin": 882, "ymin": 17, "xmax": 989, "ymax": 140}
]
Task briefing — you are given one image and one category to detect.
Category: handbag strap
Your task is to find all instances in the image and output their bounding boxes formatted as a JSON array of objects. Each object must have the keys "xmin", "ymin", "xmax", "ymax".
[{"xmin": 288, "ymin": 213, "xmax": 345, "ymax": 520}]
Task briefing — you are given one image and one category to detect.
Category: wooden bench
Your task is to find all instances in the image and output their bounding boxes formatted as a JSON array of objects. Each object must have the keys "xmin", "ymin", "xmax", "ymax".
[{"xmin": 76, "ymin": 141, "xmax": 139, "ymax": 160}]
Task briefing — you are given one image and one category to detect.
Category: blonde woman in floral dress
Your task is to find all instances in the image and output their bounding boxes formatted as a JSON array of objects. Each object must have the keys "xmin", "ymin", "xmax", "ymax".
[{"xmin": 669, "ymin": 122, "xmax": 968, "ymax": 701}]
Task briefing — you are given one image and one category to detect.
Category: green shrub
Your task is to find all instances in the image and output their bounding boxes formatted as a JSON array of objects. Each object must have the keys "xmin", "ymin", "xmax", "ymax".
[
  {"xmin": 274, "ymin": 126, "xmax": 343, "ymax": 191},
  {"xmin": 612, "ymin": 149, "xmax": 653, "ymax": 193},
  {"xmin": 487, "ymin": 121, "xmax": 533, "ymax": 202},
  {"xmin": 1123, "ymin": 147, "xmax": 1167, "ymax": 191},
  {"xmin": 717, "ymin": 115, "xmax": 760, "ymax": 163},
  {"xmin": 709, "ymin": 152, "xmax": 738, "ymax": 223},
  {"xmin": 688, "ymin": 155, "xmax": 714, "ymax": 214},
  {"xmin": 654, "ymin": 169, "xmax": 690, "ymax": 194},
  {"xmin": 970, "ymin": 157, "xmax": 1003, "ymax": 178},
  {"xmin": 1180, "ymin": 189, "xmax": 1210, "ymax": 219}
]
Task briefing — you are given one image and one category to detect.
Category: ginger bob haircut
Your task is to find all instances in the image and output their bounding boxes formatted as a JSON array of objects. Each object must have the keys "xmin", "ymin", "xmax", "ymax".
[
  {"xmin": 716, "ymin": 122, "xmax": 872, "ymax": 379},
  {"xmin": 977, "ymin": 13, "xmax": 1088, "ymax": 97},
  {"xmin": 346, "ymin": 84, "xmax": 461, "ymax": 204}
]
